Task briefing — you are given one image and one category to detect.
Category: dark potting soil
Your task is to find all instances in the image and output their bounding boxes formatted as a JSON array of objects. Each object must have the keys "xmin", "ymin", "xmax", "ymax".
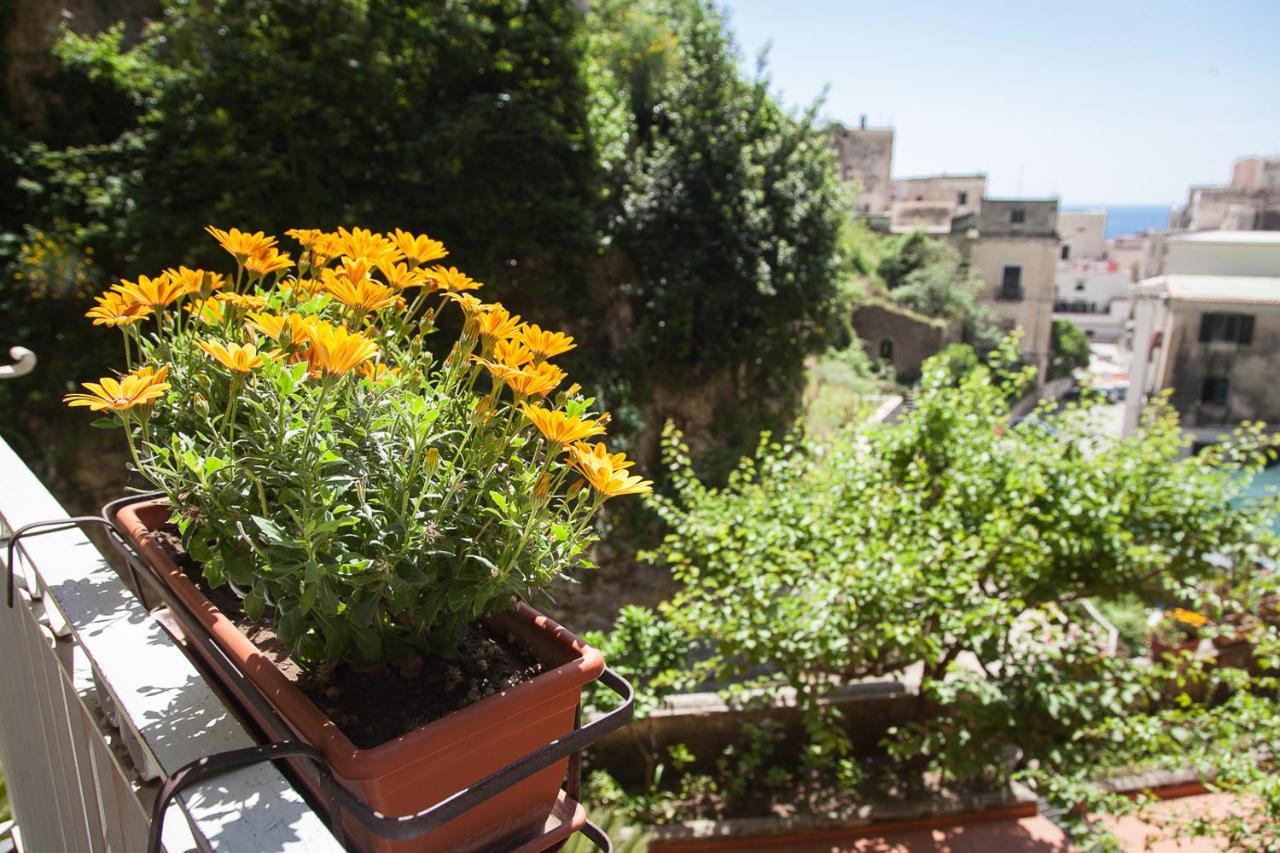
[{"xmin": 152, "ymin": 527, "xmax": 545, "ymax": 749}]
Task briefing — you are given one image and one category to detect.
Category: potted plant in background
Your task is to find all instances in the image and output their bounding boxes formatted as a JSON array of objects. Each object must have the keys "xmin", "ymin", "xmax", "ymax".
[
  {"xmin": 1147, "ymin": 607, "xmax": 1208, "ymax": 659},
  {"xmin": 66, "ymin": 225, "xmax": 651, "ymax": 851}
]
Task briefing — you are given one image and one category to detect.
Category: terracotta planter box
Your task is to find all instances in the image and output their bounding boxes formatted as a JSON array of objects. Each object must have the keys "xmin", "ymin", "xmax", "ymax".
[{"xmin": 115, "ymin": 498, "xmax": 605, "ymax": 852}]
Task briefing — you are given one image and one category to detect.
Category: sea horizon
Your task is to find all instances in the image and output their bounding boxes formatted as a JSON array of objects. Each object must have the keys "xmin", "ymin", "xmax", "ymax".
[{"xmin": 1063, "ymin": 204, "xmax": 1173, "ymax": 239}]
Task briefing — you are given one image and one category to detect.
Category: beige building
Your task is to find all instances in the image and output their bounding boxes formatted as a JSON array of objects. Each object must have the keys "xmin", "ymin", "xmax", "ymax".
[
  {"xmin": 892, "ymin": 174, "xmax": 987, "ymax": 217},
  {"xmin": 1053, "ymin": 210, "xmax": 1130, "ymax": 343},
  {"xmin": 1058, "ymin": 210, "xmax": 1107, "ymax": 261},
  {"xmin": 828, "ymin": 118, "xmax": 894, "ymax": 214},
  {"xmin": 1107, "ymin": 233, "xmax": 1148, "ymax": 282},
  {"xmin": 889, "ymin": 200, "xmax": 956, "ymax": 235},
  {"xmin": 1125, "ymin": 231, "xmax": 1280, "ymax": 443},
  {"xmin": 960, "ymin": 199, "xmax": 1061, "ymax": 379},
  {"xmin": 1173, "ymin": 156, "xmax": 1280, "ymax": 232}
]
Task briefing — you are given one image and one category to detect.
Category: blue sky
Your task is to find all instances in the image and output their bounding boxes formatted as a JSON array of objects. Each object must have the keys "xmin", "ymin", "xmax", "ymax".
[{"xmin": 719, "ymin": 1, "xmax": 1280, "ymax": 205}]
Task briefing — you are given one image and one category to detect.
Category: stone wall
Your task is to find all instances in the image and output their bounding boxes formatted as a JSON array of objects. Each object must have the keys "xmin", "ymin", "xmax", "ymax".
[
  {"xmin": 851, "ymin": 301, "xmax": 954, "ymax": 384},
  {"xmin": 977, "ymin": 198, "xmax": 1058, "ymax": 238},
  {"xmin": 827, "ymin": 124, "xmax": 893, "ymax": 214}
]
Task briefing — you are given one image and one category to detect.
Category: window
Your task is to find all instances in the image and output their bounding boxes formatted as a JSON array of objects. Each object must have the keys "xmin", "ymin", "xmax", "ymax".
[
  {"xmin": 958, "ymin": 191, "xmax": 968, "ymax": 205},
  {"xmin": 1061, "ymin": 244, "xmax": 1071, "ymax": 260},
  {"xmin": 878, "ymin": 338, "xmax": 894, "ymax": 361},
  {"xmin": 998, "ymin": 265, "xmax": 1023, "ymax": 300},
  {"xmin": 1198, "ymin": 312, "xmax": 1255, "ymax": 345},
  {"xmin": 1011, "ymin": 208, "xmax": 1026, "ymax": 224},
  {"xmin": 1075, "ymin": 280, "xmax": 1086, "ymax": 292},
  {"xmin": 1201, "ymin": 377, "xmax": 1230, "ymax": 406}
]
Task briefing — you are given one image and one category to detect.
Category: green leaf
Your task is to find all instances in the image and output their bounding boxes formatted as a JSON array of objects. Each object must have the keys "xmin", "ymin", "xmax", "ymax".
[
  {"xmin": 243, "ymin": 588, "xmax": 266, "ymax": 622},
  {"xmin": 251, "ymin": 515, "xmax": 286, "ymax": 544}
]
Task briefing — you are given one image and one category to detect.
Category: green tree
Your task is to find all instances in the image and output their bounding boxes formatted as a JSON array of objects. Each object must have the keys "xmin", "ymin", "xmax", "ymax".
[
  {"xmin": 876, "ymin": 229, "xmax": 947, "ymax": 290},
  {"xmin": 856, "ymin": 228, "xmax": 1004, "ymax": 360},
  {"xmin": 587, "ymin": 0, "xmax": 846, "ymax": 447},
  {"xmin": 1049, "ymin": 317, "xmax": 1090, "ymax": 380},
  {"xmin": 44, "ymin": 0, "xmax": 597, "ymax": 302}
]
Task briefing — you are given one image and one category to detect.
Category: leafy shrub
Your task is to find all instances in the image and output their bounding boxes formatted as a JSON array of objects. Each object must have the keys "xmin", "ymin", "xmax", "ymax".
[
  {"xmin": 1049, "ymin": 318, "xmax": 1090, "ymax": 380},
  {"xmin": 646, "ymin": 340, "xmax": 1280, "ymax": 769},
  {"xmin": 583, "ymin": 605, "xmax": 690, "ymax": 718},
  {"xmin": 65, "ymin": 226, "xmax": 651, "ymax": 662}
]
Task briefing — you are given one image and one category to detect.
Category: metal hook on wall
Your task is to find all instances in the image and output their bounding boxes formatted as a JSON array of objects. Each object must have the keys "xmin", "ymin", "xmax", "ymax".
[{"xmin": 0, "ymin": 347, "xmax": 37, "ymax": 380}]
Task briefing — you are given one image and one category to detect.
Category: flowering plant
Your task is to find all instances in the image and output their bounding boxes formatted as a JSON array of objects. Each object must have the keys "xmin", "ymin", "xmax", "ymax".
[
  {"xmin": 68, "ymin": 226, "xmax": 650, "ymax": 663},
  {"xmin": 1148, "ymin": 607, "xmax": 1209, "ymax": 649}
]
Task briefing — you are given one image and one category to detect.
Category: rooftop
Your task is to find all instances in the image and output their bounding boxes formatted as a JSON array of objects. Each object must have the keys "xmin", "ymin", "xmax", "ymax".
[
  {"xmin": 1144, "ymin": 274, "xmax": 1280, "ymax": 305},
  {"xmin": 1168, "ymin": 230, "xmax": 1280, "ymax": 246},
  {"xmin": 895, "ymin": 172, "xmax": 988, "ymax": 181}
]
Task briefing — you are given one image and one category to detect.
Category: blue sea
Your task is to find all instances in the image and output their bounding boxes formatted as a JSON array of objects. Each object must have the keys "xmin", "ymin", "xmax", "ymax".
[{"xmin": 1065, "ymin": 205, "xmax": 1173, "ymax": 239}]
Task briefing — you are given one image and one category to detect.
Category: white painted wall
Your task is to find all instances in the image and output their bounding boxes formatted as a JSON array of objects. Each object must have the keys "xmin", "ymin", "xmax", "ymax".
[{"xmin": 1164, "ymin": 235, "xmax": 1280, "ymax": 277}]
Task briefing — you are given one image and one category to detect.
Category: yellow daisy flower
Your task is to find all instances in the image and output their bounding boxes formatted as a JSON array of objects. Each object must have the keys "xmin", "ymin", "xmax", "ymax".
[
  {"xmin": 216, "ymin": 292, "xmax": 269, "ymax": 310},
  {"xmin": 185, "ymin": 297, "xmax": 227, "ymax": 324},
  {"xmin": 244, "ymin": 247, "xmax": 294, "ymax": 278},
  {"xmin": 306, "ymin": 324, "xmax": 379, "ymax": 377},
  {"xmin": 519, "ymin": 403, "xmax": 606, "ymax": 446},
  {"xmin": 333, "ymin": 227, "xmax": 401, "ymax": 265},
  {"xmin": 205, "ymin": 226, "xmax": 277, "ymax": 263},
  {"xmin": 197, "ymin": 340, "xmax": 269, "ymax": 373},
  {"xmin": 391, "ymin": 229, "xmax": 449, "ymax": 266},
  {"xmin": 165, "ymin": 266, "xmax": 225, "ymax": 296},
  {"xmin": 85, "ymin": 290, "xmax": 153, "ymax": 327},
  {"xmin": 514, "ymin": 323, "xmax": 576, "ymax": 360},
  {"xmin": 112, "ymin": 273, "xmax": 187, "ymax": 308},
  {"xmin": 64, "ymin": 365, "xmax": 171, "ymax": 413},
  {"xmin": 426, "ymin": 265, "xmax": 483, "ymax": 293}
]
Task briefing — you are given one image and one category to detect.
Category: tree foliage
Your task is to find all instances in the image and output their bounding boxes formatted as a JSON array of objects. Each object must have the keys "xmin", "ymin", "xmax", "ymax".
[
  {"xmin": 44, "ymin": 0, "xmax": 598, "ymax": 302},
  {"xmin": 5, "ymin": 0, "xmax": 850, "ymax": 484},
  {"xmin": 587, "ymin": 0, "xmax": 846, "ymax": 417},
  {"xmin": 1049, "ymin": 317, "xmax": 1090, "ymax": 380},
  {"xmin": 847, "ymin": 227, "xmax": 1003, "ymax": 361},
  {"xmin": 646, "ymin": 340, "xmax": 1280, "ymax": 768}
]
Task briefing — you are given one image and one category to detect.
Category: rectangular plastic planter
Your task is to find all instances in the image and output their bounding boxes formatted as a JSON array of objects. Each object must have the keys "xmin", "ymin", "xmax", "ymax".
[{"xmin": 114, "ymin": 498, "xmax": 605, "ymax": 852}]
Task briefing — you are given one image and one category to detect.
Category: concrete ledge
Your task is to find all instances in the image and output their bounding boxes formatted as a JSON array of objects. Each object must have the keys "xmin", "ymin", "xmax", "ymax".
[{"xmin": 590, "ymin": 671, "xmax": 921, "ymax": 786}]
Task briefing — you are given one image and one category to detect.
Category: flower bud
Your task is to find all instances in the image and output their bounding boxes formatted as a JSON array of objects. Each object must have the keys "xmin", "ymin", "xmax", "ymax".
[{"xmin": 534, "ymin": 473, "xmax": 551, "ymax": 501}]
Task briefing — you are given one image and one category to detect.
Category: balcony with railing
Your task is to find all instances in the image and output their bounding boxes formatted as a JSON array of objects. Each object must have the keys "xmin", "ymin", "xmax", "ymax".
[{"xmin": 0, "ymin": 433, "xmax": 347, "ymax": 852}]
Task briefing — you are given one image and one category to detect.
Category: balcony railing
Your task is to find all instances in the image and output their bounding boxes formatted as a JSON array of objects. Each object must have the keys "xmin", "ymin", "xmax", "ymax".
[{"xmin": 0, "ymin": 436, "xmax": 343, "ymax": 852}]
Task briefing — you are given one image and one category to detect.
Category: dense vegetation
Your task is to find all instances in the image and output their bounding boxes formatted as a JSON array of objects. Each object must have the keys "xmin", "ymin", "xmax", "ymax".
[
  {"xmin": 1, "ymin": 0, "xmax": 846, "ymax": 494},
  {"xmin": 588, "ymin": 342, "xmax": 1280, "ymax": 846}
]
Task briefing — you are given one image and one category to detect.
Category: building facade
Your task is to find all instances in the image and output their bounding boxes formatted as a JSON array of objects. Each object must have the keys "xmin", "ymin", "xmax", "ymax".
[
  {"xmin": 1053, "ymin": 210, "xmax": 1130, "ymax": 343},
  {"xmin": 892, "ymin": 174, "xmax": 987, "ymax": 218},
  {"xmin": 1057, "ymin": 210, "xmax": 1107, "ymax": 261},
  {"xmin": 1173, "ymin": 156, "xmax": 1280, "ymax": 233},
  {"xmin": 961, "ymin": 199, "xmax": 1061, "ymax": 378},
  {"xmin": 1054, "ymin": 260, "xmax": 1131, "ymax": 342},
  {"xmin": 1124, "ymin": 231, "xmax": 1280, "ymax": 444},
  {"xmin": 828, "ymin": 119, "xmax": 894, "ymax": 214}
]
